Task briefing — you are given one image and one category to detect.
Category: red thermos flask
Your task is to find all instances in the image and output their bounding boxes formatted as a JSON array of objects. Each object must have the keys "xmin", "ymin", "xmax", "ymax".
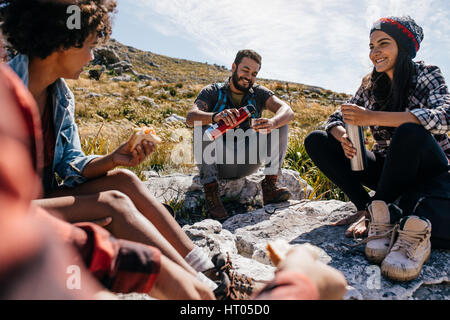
[{"xmin": 205, "ymin": 105, "xmax": 256, "ymax": 141}]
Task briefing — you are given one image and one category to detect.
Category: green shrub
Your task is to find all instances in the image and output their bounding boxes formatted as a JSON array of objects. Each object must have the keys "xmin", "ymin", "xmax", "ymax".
[
  {"xmin": 185, "ymin": 91, "xmax": 196, "ymax": 99},
  {"xmin": 96, "ymin": 110, "xmax": 109, "ymax": 119},
  {"xmin": 136, "ymin": 118, "xmax": 154, "ymax": 126},
  {"xmin": 162, "ymin": 108, "xmax": 174, "ymax": 118},
  {"xmin": 284, "ymin": 135, "xmax": 349, "ymax": 202},
  {"xmin": 120, "ymin": 106, "xmax": 136, "ymax": 121}
]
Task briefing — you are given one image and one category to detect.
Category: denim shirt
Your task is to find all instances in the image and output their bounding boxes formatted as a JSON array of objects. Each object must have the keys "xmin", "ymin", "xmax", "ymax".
[{"xmin": 8, "ymin": 54, "xmax": 101, "ymax": 190}]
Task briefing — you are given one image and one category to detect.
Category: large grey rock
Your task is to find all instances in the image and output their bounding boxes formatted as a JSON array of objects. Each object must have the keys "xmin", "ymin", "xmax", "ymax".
[
  {"xmin": 86, "ymin": 92, "xmax": 103, "ymax": 98},
  {"xmin": 136, "ymin": 96, "xmax": 158, "ymax": 107},
  {"xmin": 94, "ymin": 47, "xmax": 121, "ymax": 65},
  {"xmin": 137, "ymin": 74, "xmax": 156, "ymax": 81},
  {"xmin": 165, "ymin": 114, "xmax": 186, "ymax": 123},
  {"xmin": 182, "ymin": 219, "xmax": 275, "ymax": 282},
  {"xmin": 182, "ymin": 200, "xmax": 450, "ymax": 300},
  {"xmin": 111, "ymin": 75, "xmax": 134, "ymax": 82},
  {"xmin": 110, "ymin": 61, "xmax": 133, "ymax": 71},
  {"xmin": 146, "ymin": 61, "xmax": 160, "ymax": 68},
  {"xmin": 143, "ymin": 168, "xmax": 312, "ymax": 213}
]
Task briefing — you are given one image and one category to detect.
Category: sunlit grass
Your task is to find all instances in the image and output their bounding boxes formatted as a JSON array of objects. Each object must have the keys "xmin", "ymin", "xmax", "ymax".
[{"xmin": 71, "ymin": 39, "xmax": 353, "ymax": 203}]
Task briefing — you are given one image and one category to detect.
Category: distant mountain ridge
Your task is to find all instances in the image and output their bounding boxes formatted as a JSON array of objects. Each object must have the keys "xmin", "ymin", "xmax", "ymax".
[{"xmin": 93, "ymin": 38, "xmax": 349, "ymax": 99}]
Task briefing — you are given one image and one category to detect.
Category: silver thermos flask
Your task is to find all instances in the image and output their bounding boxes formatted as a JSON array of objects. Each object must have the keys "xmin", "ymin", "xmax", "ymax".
[{"xmin": 345, "ymin": 124, "xmax": 368, "ymax": 171}]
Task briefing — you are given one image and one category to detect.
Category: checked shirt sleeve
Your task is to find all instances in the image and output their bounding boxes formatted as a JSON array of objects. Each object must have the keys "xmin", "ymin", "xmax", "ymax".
[
  {"xmin": 76, "ymin": 223, "xmax": 161, "ymax": 294},
  {"xmin": 410, "ymin": 66, "xmax": 450, "ymax": 135},
  {"xmin": 325, "ymin": 82, "xmax": 366, "ymax": 132},
  {"xmin": 324, "ymin": 108, "xmax": 345, "ymax": 132}
]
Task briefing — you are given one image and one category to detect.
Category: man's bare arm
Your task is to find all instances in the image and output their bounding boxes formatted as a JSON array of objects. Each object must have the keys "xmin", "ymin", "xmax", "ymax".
[
  {"xmin": 186, "ymin": 100, "xmax": 215, "ymax": 127},
  {"xmin": 265, "ymin": 95, "xmax": 295, "ymax": 128}
]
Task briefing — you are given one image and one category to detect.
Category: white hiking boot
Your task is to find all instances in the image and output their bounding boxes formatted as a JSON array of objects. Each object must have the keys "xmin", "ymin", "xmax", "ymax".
[
  {"xmin": 365, "ymin": 201, "xmax": 403, "ymax": 264},
  {"xmin": 381, "ymin": 216, "xmax": 432, "ymax": 282}
]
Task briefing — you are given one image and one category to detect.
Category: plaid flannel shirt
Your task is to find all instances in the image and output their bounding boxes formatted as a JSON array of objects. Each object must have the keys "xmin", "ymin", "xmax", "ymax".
[{"xmin": 325, "ymin": 61, "xmax": 450, "ymax": 160}]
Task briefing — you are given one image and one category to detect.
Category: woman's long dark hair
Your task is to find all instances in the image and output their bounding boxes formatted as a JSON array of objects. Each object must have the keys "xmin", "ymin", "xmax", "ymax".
[{"xmin": 367, "ymin": 43, "xmax": 416, "ymax": 112}]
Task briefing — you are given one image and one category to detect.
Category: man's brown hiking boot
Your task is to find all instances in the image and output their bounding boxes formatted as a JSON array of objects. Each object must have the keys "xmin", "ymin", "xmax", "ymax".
[
  {"xmin": 261, "ymin": 175, "xmax": 292, "ymax": 205},
  {"xmin": 206, "ymin": 253, "xmax": 265, "ymax": 300},
  {"xmin": 204, "ymin": 181, "xmax": 228, "ymax": 220}
]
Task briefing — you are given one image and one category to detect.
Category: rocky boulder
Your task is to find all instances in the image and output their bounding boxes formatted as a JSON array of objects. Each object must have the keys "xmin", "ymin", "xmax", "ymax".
[
  {"xmin": 182, "ymin": 200, "xmax": 450, "ymax": 300},
  {"xmin": 137, "ymin": 74, "xmax": 157, "ymax": 81},
  {"xmin": 94, "ymin": 46, "xmax": 120, "ymax": 65},
  {"xmin": 94, "ymin": 47, "xmax": 121, "ymax": 65},
  {"xmin": 136, "ymin": 96, "xmax": 159, "ymax": 108},
  {"xmin": 143, "ymin": 168, "xmax": 313, "ymax": 218},
  {"xmin": 110, "ymin": 61, "xmax": 133, "ymax": 75},
  {"xmin": 111, "ymin": 75, "xmax": 134, "ymax": 82},
  {"xmin": 165, "ymin": 114, "xmax": 187, "ymax": 123}
]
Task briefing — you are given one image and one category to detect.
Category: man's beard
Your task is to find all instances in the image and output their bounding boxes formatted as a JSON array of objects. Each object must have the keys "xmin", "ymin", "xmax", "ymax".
[{"xmin": 232, "ymin": 71, "xmax": 253, "ymax": 93}]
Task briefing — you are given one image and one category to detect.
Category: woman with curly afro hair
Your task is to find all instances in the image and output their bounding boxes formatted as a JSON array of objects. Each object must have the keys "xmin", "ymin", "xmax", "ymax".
[{"xmin": 2, "ymin": 0, "xmax": 218, "ymax": 295}]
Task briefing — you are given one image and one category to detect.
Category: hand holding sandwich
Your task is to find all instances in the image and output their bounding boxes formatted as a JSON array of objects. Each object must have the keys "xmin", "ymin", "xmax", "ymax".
[
  {"xmin": 267, "ymin": 240, "xmax": 348, "ymax": 300},
  {"xmin": 111, "ymin": 126, "xmax": 162, "ymax": 167},
  {"xmin": 111, "ymin": 139, "xmax": 156, "ymax": 167},
  {"xmin": 81, "ymin": 127, "xmax": 162, "ymax": 179}
]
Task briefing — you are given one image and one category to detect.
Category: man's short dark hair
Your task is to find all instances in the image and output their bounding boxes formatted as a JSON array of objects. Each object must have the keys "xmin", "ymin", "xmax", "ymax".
[
  {"xmin": 234, "ymin": 49, "xmax": 262, "ymax": 68},
  {"xmin": 0, "ymin": 0, "xmax": 117, "ymax": 59}
]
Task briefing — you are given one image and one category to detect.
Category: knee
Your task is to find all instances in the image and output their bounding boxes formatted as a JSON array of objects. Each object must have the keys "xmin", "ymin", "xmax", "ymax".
[
  {"xmin": 108, "ymin": 168, "xmax": 142, "ymax": 189},
  {"xmin": 396, "ymin": 123, "xmax": 426, "ymax": 135},
  {"xmin": 99, "ymin": 190, "xmax": 137, "ymax": 222},
  {"xmin": 393, "ymin": 123, "xmax": 428, "ymax": 145}
]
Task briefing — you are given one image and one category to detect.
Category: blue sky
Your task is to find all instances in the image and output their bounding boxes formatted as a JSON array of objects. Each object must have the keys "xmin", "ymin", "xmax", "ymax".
[{"xmin": 111, "ymin": 0, "xmax": 450, "ymax": 95}]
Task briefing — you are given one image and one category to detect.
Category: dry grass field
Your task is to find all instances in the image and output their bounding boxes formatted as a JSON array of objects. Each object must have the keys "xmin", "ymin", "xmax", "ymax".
[{"xmin": 69, "ymin": 39, "xmax": 353, "ymax": 199}]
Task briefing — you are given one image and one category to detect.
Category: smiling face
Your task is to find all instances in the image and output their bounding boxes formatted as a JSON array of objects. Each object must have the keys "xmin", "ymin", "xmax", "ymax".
[
  {"xmin": 231, "ymin": 57, "xmax": 260, "ymax": 93},
  {"xmin": 55, "ymin": 34, "xmax": 99, "ymax": 80},
  {"xmin": 369, "ymin": 30, "xmax": 399, "ymax": 80}
]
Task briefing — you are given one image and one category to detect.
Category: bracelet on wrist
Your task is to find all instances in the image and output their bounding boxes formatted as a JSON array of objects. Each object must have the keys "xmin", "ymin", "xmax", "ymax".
[{"xmin": 212, "ymin": 112, "xmax": 219, "ymax": 124}]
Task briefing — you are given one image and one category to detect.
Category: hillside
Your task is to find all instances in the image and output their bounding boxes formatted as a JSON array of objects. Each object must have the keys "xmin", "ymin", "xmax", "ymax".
[{"xmin": 67, "ymin": 39, "xmax": 351, "ymax": 179}]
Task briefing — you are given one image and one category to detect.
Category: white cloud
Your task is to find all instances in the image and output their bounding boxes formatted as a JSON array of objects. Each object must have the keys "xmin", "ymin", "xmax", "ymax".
[{"xmin": 127, "ymin": 0, "xmax": 449, "ymax": 94}]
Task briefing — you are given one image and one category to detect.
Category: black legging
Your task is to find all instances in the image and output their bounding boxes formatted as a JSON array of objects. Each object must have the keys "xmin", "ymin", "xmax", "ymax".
[{"xmin": 305, "ymin": 123, "xmax": 449, "ymax": 212}]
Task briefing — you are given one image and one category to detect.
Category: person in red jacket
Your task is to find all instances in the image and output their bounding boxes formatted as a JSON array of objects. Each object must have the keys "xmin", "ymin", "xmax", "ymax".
[
  {"xmin": 2, "ymin": 0, "xmax": 220, "ymax": 291},
  {"xmin": 0, "ymin": 58, "xmax": 213, "ymax": 300}
]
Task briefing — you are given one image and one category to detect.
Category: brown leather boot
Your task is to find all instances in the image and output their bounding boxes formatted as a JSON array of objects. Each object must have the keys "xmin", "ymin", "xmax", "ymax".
[
  {"xmin": 261, "ymin": 175, "xmax": 292, "ymax": 205},
  {"xmin": 204, "ymin": 181, "xmax": 228, "ymax": 220}
]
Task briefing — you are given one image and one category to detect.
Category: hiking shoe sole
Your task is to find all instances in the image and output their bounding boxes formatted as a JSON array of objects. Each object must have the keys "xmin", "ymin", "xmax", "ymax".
[{"xmin": 381, "ymin": 249, "xmax": 431, "ymax": 282}]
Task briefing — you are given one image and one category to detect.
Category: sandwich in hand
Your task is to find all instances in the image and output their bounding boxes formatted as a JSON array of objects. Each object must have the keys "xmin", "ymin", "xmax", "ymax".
[
  {"xmin": 266, "ymin": 239, "xmax": 320, "ymax": 267},
  {"xmin": 128, "ymin": 126, "xmax": 162, "ymax": 152},
  {"xmin": 266, "ymin": 239, "xmax": 293, "ymax": 267}
]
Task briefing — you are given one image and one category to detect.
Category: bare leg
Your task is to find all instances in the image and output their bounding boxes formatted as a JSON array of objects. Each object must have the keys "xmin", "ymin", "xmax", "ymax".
[
  {"xmin": 34, "ymin": 190, "xmax": 197, "ymax": 276},
  {"xmin": 330, "ymin": 209, "xmax": 369, "ymax": 238},
  {"xmin": 45, "ymin": 169, "xmax": 195, "ymax": 257}
]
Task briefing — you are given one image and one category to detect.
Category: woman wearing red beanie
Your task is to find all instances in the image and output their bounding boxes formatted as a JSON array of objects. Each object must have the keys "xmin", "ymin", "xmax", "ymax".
[{"xmin": 305, "ymin": 16, "xmax": 449, "ymax": 281}]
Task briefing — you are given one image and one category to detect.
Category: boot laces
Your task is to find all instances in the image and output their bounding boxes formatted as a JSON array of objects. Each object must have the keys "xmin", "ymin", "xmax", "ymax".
[
  {"xmin": 219, "ymin": 253, "xmax": 254, "ymax": 300},
  {"xmin": 346, "ymin": 222, "xmax": 398, "ymax": 248},
  {"xmin": 389, "ymin": 228, "xmax": 429, "ymax": 259},
  {"xmin": 369, "ymin": 222, "xmax": 396, "ymax": 237}
]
